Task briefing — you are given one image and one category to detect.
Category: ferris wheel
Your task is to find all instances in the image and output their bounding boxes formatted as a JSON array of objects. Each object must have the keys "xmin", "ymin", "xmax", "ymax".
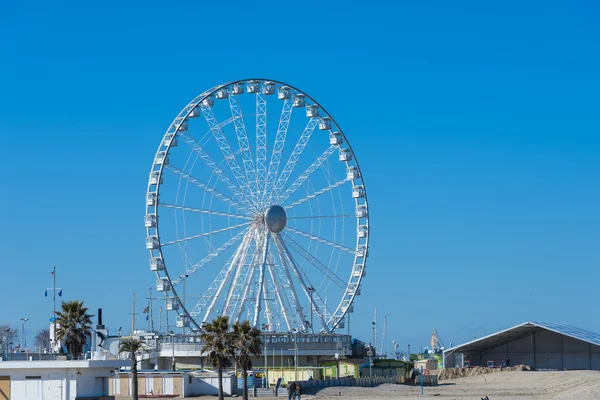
[{"xmin": 145, "ymin": 79, "xmax": 369, "ymax": 333}]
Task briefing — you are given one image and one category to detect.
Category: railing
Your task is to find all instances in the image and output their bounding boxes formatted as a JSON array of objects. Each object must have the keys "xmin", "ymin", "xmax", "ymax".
[{"xmin": 159, "ymin": 343, "xmax": 205, "ymax": 353}]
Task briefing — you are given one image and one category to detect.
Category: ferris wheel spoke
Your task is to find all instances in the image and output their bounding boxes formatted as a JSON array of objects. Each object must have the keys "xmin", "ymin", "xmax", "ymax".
[
  {"xmin": 177, "ymin": 130, "xmax": 253, "ymax": 210},
  {"xmin": 287, "ymin": 214, "xmax": 354, "ymax": 220},
  {"xmin": 285, "ymin": 177, "xmax": 352, "ymax": 210},
  {"xmin": 228, "ymin": 95, "xmax": 258, "ymax": 201},
  {"xmin": 269, "ymin": 118, "xmax": 319, "ymax": 203},
  {"xmin": 255, "ymin": 93, "xmax": 268, "ymax": 204},
  {"xmin": 282, "ymin": 233, "xmax": 348, "ymax": 290},
  {"xmin": 275, "ymin": 145, "xmax": 338, "ymax": 205},
  {"xmin": 230, "ymin": 257, "xmax": 257, "ymax": 323},
  {"xmin": 286, "ymin": 226, "xmax": 357, "ymax": 255},
  {"xmin": 164, "ymin": 164, "xmax": 250, "ymax": 214},
  {"xmin": 222, "ymin": 231, "xmax": 256, "ymax": 317},
  {"xmin": 171, "ymin": 227, "xmax": 249, "ymax": 286},
  {"xmin": 272, "ymin": 233, "xmax": 307, "ymax": 329},
  {"xmin": 264, "ymin": 98, "xmax": 293, "ymax": 204},
  {"xmin": 273, "ymin": 233, "xmax": 330, "ymax": 331},
  {"xmin": 200, "ymin": 104, "xmax": 257, "ymax": 207},
  {"xmin": 266, "ymin": 256, "xmax": 293, "ymax": 331},
  {"xmin": 252, "ymin": 229, "xmax": 269, "ymax": 328},
  {"xmin": 189, "ymin": 231, "xmax": 254, "ymax": 321},
  {"xmin": 162, "ymin": 221, "xmax": 252, "ymax": 246},
  {"xmin": 160, "ymin": 203, "xmax": 252, "ymax": 220}
]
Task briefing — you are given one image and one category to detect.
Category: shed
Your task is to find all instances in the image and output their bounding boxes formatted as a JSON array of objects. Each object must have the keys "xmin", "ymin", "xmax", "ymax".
[
  {"xmin": 443, "ymin": 321, "xmax": 600, "ymax": 370},
  {"xmin": 0, "ymin": 359, "xmax": 128, "ymax": 400},
  {"xmin": 414, "ymin": 358, "xmax": 439, "ymax": 371}
]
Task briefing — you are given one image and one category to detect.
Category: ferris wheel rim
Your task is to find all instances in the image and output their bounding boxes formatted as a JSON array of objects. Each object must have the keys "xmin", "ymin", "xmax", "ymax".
[{"xmin": 145, "ymin": 78, "xmax": 369, "ymax": 333}]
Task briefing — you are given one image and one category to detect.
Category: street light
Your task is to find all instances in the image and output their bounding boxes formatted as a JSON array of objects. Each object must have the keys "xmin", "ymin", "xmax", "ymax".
[
  {"xmin": 19, "ymin": 318, "xmax": 29, "ymax": 349},
  {"xmin": 307, "ymin": 286, "xmax": 314, "ymax": 333},
  {"xmin": 169, "ymin": 330, "xmax": 176, "ymax": 371},
  {"xmin": 4, "ymin": 328, "xmax": 11, "ymax": 360},
  {"xmin": 261, "ymin": 324, "xmax": 269, "ymax": 388},
  {"xmin": 118, "ymin": 327, "xmax": 122, "ymax": 359}
]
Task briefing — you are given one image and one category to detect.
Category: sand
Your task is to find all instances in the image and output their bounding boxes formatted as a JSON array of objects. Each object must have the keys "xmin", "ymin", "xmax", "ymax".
[
  {"xmin": 312, "ymin": 370, "xmax": 600, "ymax": 400},
  {"xmin": 118, "ymin": 370, "xmax": 600, "ymax": 399}
]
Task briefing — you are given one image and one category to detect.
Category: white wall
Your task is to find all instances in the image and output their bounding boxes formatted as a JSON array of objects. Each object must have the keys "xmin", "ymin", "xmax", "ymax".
[
  {"xmin": 5, "ymin": 365, "xmax": 117, "ymax": 399},
  {"xmin": 185, "ymin": 374, "xmax": 234, "ymax": 396}
]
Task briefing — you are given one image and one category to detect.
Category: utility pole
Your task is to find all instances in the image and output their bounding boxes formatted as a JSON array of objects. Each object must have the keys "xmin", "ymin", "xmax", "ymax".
[
  {"xmin": 165, "ymin": 298, "xmax": 170, "ymax": 334},
  {"xmin": 380, "ymin": 315, "xmax": 387, "ymax": 358},
  {"xmin": 19, "ymin": 318, "xmax": 29, "ymax": 348},
  {"xmin": 129, "ymin": 293, "xmax": 139, "ymax": 334},
  {"xmin": 159, "ymin": 307, "xmax": 163, "ymax": 335},
  {"xmin": 373, "ymin": 308, "xmax": 377, "ymax": 357},
  {"xmin": 46, "ymin": 266, "xmax": 63, "ymax": 360}
]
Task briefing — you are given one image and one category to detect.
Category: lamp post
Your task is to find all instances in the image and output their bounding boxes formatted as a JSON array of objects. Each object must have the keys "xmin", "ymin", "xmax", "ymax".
[
  {"xmin": 4, "ymin": 328, "xmax": 10, "ymax": 360},
  {"xmin": 19, "ymin": 318, "xmax": 28, "ymax": 349},
  {"xmin": 307, "ymin": 286, "xmax": 314, "ymax": 333},
  {"xmin": 118, "ymin": 327, "xmax": 122, "ymax": 359},
  {"xmin": 408, "ymin": 344, "xmax": 411, "ymax": 360},
  {"xmin": 170, "ymin": 331, "xmax": 176, "ymax": 371},
  {"xmin": 293, "ymin": 329, "xmax": 298, "ymax": 382},
  {"xmin": 367, "ymin": 343, "xmax": 373, "ymax": 377},
  {"xmin": 263, "ymin": 325, "xmax": 268, "ymax": 385}
]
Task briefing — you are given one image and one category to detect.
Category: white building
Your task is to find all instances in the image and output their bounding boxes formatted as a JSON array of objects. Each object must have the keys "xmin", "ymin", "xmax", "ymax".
[{"xmin": 0, "ymin": 359, "xmax": 128, "ymax": 400}]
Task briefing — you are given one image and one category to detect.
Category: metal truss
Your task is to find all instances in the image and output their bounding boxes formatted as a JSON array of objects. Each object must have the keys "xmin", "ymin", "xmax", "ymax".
[
  {"xmin": 269, "ymin": 118, "xmax": 319, "ymax": 203},
  {"xmin": 264, "ymin": 98, "xmax": 293, "ymax": 204},
  {"xmin": 255, "ymin": 93, "xmax": 268, "ymax": 203}
]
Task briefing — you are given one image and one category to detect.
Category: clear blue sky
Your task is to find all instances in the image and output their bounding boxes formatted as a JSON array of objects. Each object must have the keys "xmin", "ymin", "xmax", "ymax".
[{"xmin": 1, "ymin": 0, "xmax": 599, "ymax": 353}]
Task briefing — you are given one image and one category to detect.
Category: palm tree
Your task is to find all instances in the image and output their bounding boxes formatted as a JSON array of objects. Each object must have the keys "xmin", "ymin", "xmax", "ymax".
[
  {"xmin": 201, "ymin": 316, "xmax": 235, "ymax": 400},
  {"xmin": 54, "ymin": 300, "xmax": 93, "ymax": 359},
  {"xmin": 232, "ymin": 321, "xmax": 262, "ymax": 400},
  {"xmin": 119, "ymin": 339, "xmax": 145, "ymax": 400}
]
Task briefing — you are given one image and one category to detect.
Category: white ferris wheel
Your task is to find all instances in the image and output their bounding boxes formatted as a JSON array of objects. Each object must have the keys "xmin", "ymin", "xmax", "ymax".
[{"xmin": 145, "ymin": 79, "xmax": 369, "ymax": 334}]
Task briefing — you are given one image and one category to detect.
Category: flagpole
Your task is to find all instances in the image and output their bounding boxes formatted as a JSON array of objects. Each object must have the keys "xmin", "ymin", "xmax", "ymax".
[
  {"xmin": 53, "ymin": 265, "xmax": 56, "ymax": 360},
  {"xmin": 131, "ymin": 293, "xmax": 135, "ymax": 334}
]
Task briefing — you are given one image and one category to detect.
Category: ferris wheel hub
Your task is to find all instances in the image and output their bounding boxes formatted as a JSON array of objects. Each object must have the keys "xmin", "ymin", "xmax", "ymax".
[{"xmin": 265, "ymin": 205, "xmax": 287, "ymax": 233}]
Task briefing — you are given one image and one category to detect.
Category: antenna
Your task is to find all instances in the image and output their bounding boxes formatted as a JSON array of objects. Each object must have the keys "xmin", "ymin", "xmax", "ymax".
[
  {"xmin": 380, "ymin": 315, "xmax": 387, "ymax": 358},
  {"xmin": 129, "ymin": 293, "xmax": 139, "ymax": 334}
]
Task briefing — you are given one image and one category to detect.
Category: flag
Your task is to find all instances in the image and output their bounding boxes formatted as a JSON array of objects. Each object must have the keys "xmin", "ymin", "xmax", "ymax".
[
  {"xmin": 51, "ymin": 271, "xmax": 54, "ymax": 277},
  {"xmin": 143, "ymin": 307, "xmax": 149, "ymax": 314},
  {"xmin": 58, "ymin": 289, "xmax": 62, "ymax": 297},
  {"xmin": 146, "ymin": 315, "xmax": 149, "ymax": 321},
  {"xmin": 45, "ymin": 290, "xmax": 48, "ymax": 297}
]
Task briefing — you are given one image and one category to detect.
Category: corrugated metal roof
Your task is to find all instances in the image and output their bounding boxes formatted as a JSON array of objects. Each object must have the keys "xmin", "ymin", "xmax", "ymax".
[
  {"xmin": 531, "ymin": 322, "xmax": 600, "ymax": 347},
  {"xmin": 443, "ymin": 321, "xmax": 600, "ymax": 356}
]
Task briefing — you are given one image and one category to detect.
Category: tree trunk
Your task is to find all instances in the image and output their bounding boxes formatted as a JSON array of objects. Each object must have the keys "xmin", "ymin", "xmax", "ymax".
[
  {"xmin": 243, "ymin": 367, "xmax": 248, "ymax": 400},
  {"xmin": 132, "ymin": 355, "xmax": 139, "ymax": 400},
  {"xmin": 218, "ymin": 367, "xmax": 224, "ymax": 400}
]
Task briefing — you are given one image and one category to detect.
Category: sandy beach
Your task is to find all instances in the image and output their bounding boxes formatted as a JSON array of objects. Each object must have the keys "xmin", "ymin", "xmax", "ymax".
[{"xmin": 312, "ymin": 370, "xmax": 600, "ymax": 400}]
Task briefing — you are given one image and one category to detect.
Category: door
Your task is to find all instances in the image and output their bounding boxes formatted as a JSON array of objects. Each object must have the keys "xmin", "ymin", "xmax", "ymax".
[
  {"xmin": 163, "ymin": 376, "xmax": 174, "ymax": 395},
  {"xmin": 24, "ymin": 378, "xmax": 42, "ymax": 400},
  {"xmin": 145, "ymin": 377, "xmax": 154, "ymax": 395},
  {"xmin": 0, "ymin": 376, "xmax": 9, "ymax": 400},
  {"xmin": 46, "ymin": 373, "xmax": 62, "ymax": 400}
]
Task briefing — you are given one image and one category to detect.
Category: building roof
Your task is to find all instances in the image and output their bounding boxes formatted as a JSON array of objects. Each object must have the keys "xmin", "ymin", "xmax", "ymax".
[
  {"xmin": 0, "ymin": 360, "xmax": 129, "ymax": 370},
  {"xmin": 443, "ymin": 321, "xmax": 600, "ymax": 356}
]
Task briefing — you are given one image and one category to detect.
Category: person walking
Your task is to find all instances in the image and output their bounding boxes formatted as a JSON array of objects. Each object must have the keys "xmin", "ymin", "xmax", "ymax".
[
  {"xmin": 287, "ymin": 381, "xmax": 296, "ymax": 400},
  {"xmin": 295, "ymin": 382, "xmax": 302, "ymax": 400}
]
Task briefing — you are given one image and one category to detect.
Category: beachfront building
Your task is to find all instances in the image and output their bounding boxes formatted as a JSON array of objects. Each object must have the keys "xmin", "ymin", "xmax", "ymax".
[
  {"xmin": 443, "ymin": 321, "xmax": 600, "ymax": 370},
  {"xmin": 0, "ymin": 359, "xmax": 128, "ymax": 400}
]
